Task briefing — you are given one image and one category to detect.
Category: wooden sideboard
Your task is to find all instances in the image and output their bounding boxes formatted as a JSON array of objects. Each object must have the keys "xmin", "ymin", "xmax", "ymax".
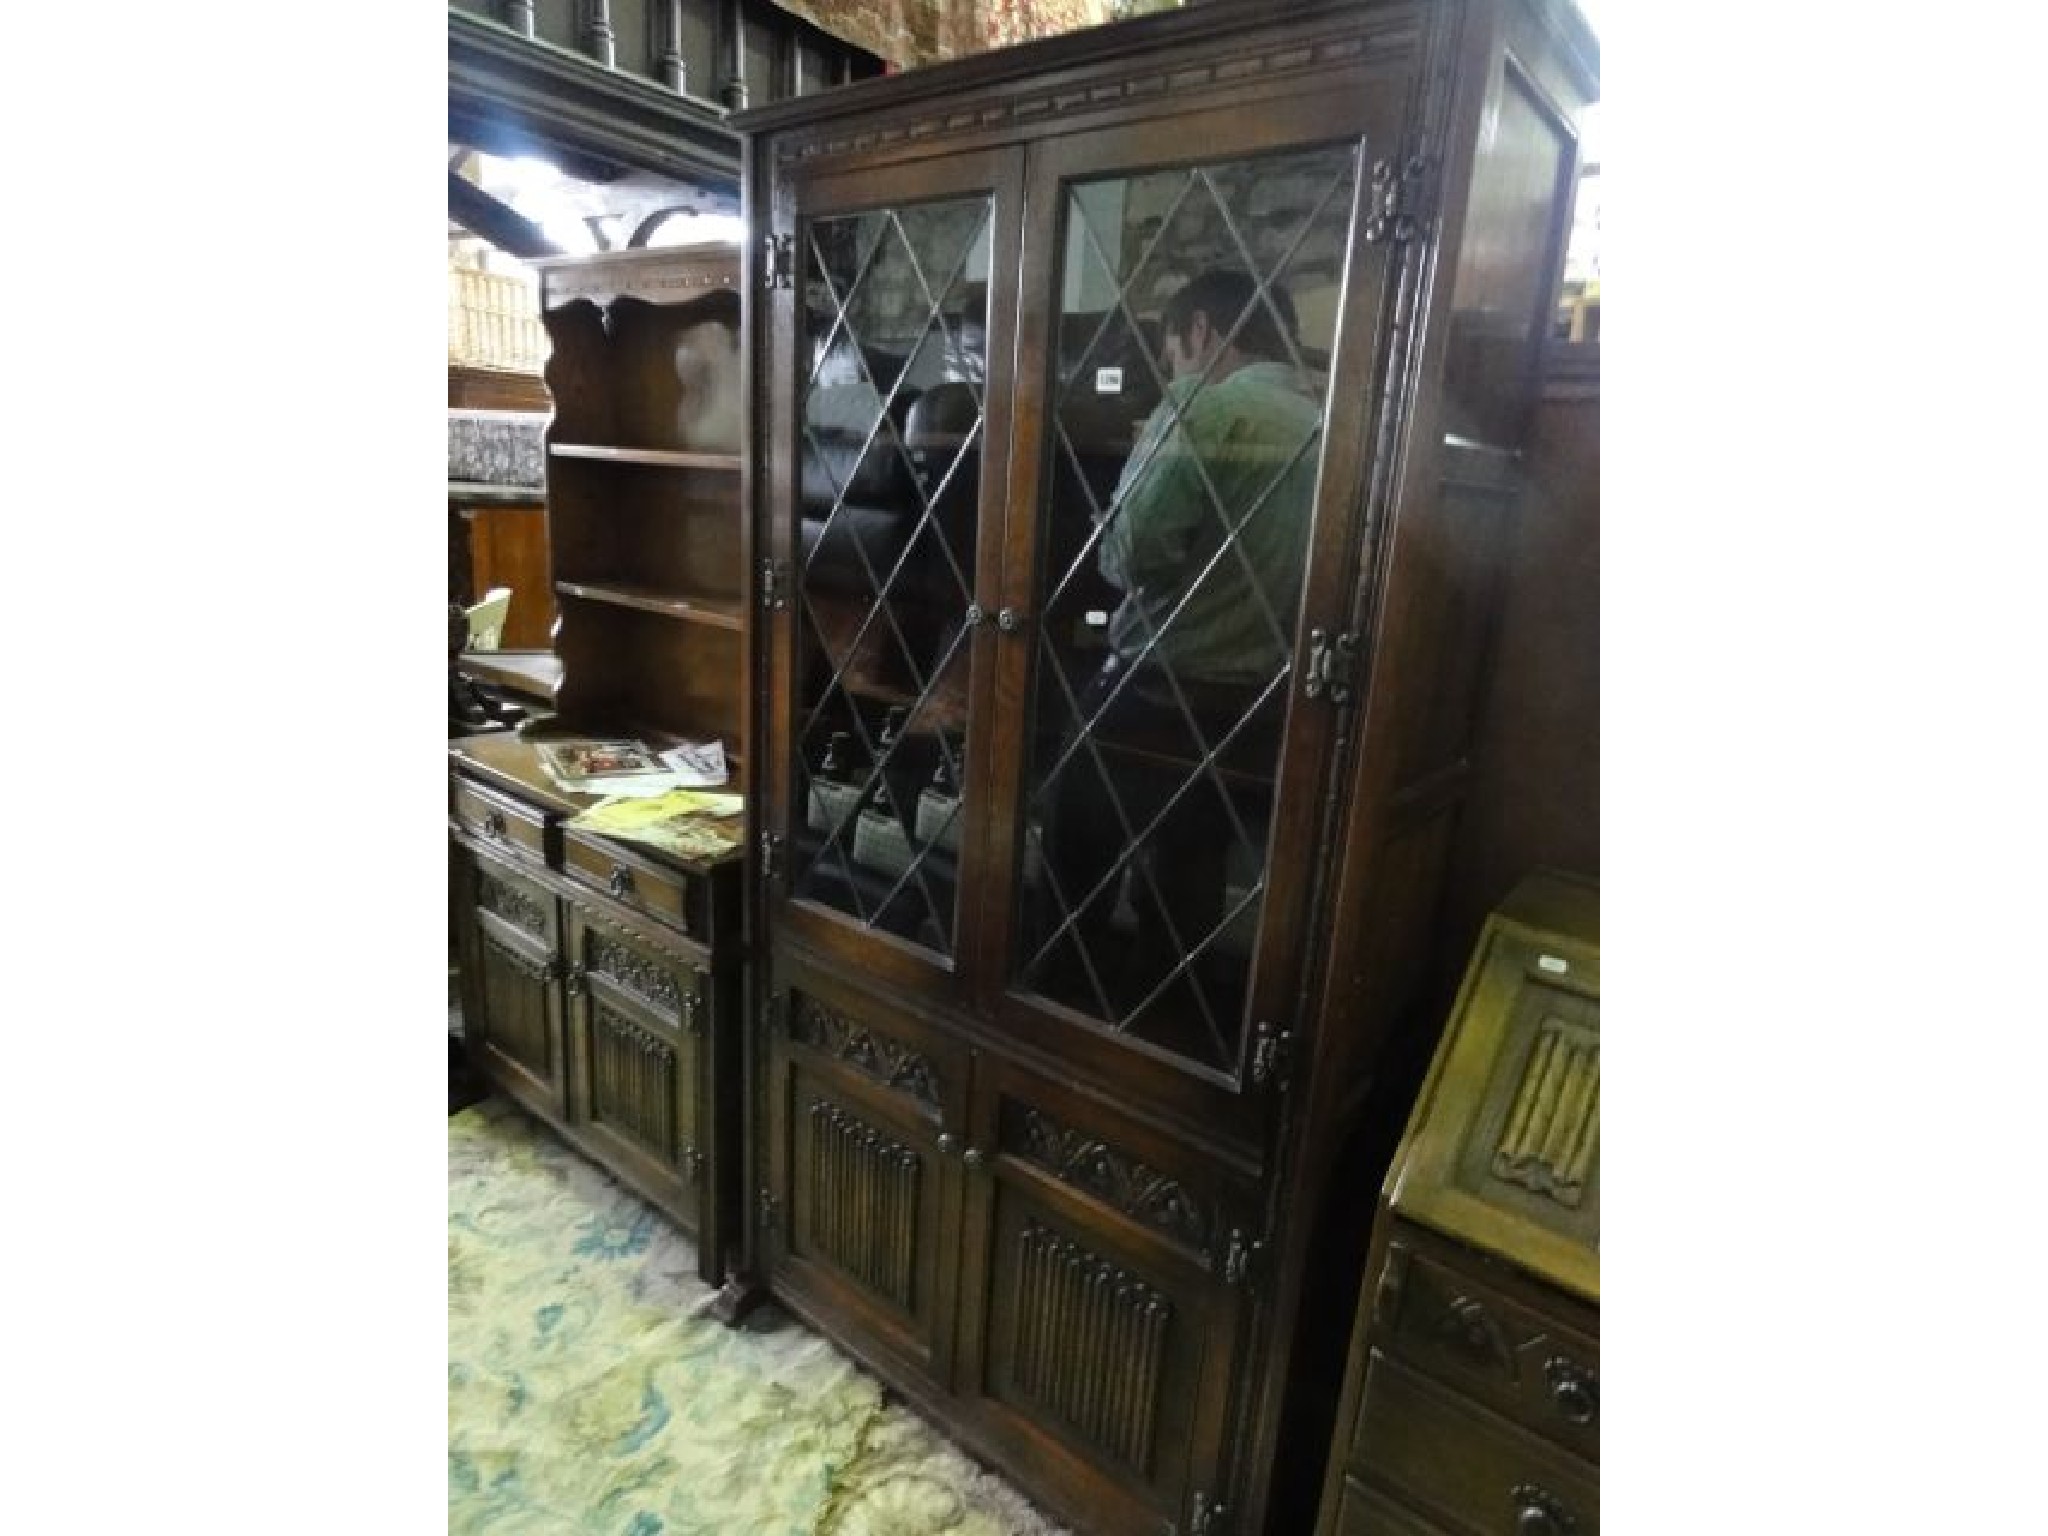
[
  {"xmin": 448, "ymin": 731, "xmax": 748, "ymax": 1298},
  {"xmin": 1317, "ymin": 872, "xmax": 1599, "ymax": 1536}
]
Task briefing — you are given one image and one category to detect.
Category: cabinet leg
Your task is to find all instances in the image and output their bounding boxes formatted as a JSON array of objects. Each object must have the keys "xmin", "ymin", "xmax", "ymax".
[{"xmin": 704, "ymin": 1272, "xmax": 770, "ymax": 1327}]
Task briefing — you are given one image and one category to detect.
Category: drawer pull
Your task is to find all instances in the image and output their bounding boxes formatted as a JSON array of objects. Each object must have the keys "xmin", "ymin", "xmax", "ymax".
[
  {"xmin": 1545, "ymin": 1356, "xmax": 1599, "ymax": 1425},
  {"xmin": 1513, "ymin": 1484, "xmax": 1577, "ymax": 1536},
  {"xmin": 483, "ymin": 809, "xmax": 506, "ymax": 838},
  {"xmin": 609, "ymin": 864, "xmax": 635, "ymax": 898}
]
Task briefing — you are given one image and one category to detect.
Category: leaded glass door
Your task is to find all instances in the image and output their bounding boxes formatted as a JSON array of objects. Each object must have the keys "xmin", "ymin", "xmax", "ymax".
[
  {"xmin": 977, "ymin": 107, "xmax": 1402, "ymax": 1110},
  {"xmin": 763, "ymin": 150, "xmax": 1024, "ymax": 1003}
]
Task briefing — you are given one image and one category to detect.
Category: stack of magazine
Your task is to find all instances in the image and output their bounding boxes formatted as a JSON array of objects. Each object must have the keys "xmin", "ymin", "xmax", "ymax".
[
  {"xmin": 533, "ymin": 737, "xmax": 729, "ymax": 797},
  {"xmin": 532, "ymin": 737, "xmax": 742, "ymax": 863}
]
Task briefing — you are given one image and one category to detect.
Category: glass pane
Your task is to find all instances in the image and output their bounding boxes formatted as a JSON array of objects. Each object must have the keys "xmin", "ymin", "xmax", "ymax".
[
  {"xmin": 791, "ymin": 196, "xmax": 992, "ymax": 958},
  {"xmin": 1011, "ymin": 144, "xmax": 1357, "ymax": 1074}
]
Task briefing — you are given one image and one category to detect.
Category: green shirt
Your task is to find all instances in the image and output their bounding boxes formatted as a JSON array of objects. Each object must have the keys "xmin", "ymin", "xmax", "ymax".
[{"xmin": 1098, "ymin": 360, "xmax": 1323, "ymax": 687}]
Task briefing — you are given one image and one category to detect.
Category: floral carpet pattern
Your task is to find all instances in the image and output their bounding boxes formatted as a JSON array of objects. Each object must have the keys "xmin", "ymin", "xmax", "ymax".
[{"xmin": 449, "ymin": 1098, "xmax": 1070, "ymax": 1536}]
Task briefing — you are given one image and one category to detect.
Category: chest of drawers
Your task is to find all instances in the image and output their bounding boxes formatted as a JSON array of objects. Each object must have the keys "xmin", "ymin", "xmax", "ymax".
[{"xmin": 1317, "ymin": 873, "xmax": 1599, "ymax": 1536}]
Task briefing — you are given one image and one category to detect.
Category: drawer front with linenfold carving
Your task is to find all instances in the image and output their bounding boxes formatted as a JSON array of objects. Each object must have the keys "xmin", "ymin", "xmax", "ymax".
[
  {"xmin": 452, "ymin": 776, "xmax": 552, "ymax": 864},
  {"xmin": 1376, "ymin": 1242, "xmax": 1598, "ymax": 1460},
  {"xmin": 563, "ymin": 828, "xmax": 696, "ymax": 936},
  {"xmin": 1352, "ymin": 1352, "xmax": 1596, "ymax": 1536}
]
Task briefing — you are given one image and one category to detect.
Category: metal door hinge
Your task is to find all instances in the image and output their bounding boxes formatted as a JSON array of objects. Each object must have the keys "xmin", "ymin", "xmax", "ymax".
[
  {"xmin": 1364, "ymin": 149, "xmax": 1430, "ymax": 245},
  {"xmin": 764, "ymin": 989, "xmax": 788, "ymax": 1037},
  {"xmin": 761, "ymin": 232, "xmax": 795, "ymax": 289},
  {"xmin": 1221, "ymin": 1228, "xmax": 1263, "ymax": 1289},
  {"xmin": 758, "ymin": 557, "xmax": 789, "ymax": 611},
  {"xmin": 1189, "ymin": 1491, "xmax": 1227, "ymax": 1536},
  {"xmin": 564, "ymin": 962, "xmax": 588, "ymax": 998},
  {"xmin": 1250, "ymin": 1022, "xmax": 1292, "ymax": 1094},
  {"xmin": 1301, "ymin": 628, "xmax": 1358, "ymax": 703},
  {"xmin": 758, "ymin": 1188, "xmax": 781, "ymax": 1233},
  {"xmin": 758, "ymin": 831, "xmax": 784, "ymax": 882}
]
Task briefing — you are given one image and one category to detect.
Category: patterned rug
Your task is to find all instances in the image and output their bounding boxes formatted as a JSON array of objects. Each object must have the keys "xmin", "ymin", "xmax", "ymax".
[{"xmin": 449, "ymin": 1098, "xmax": 1072, "ymax": 1536}]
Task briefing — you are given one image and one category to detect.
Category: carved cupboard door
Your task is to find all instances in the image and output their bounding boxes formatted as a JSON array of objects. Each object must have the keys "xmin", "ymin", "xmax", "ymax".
[
  {"xmin": 562, "ymin": 902, "xmax": 708, "ymax": 1230},
  {"xmin": 462, "ymin": 848, "xmax": 568, "ymax": 1118},
  {"xmin": 759, "ymin": 959, "xmax": 970, "ymax": 1391},
  {"xmin": 950, "ymin": 1056, "xmax": 1255, "ymax": 1536}
]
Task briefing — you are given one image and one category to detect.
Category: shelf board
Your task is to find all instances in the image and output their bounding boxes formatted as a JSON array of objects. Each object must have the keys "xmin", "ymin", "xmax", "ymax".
[
  {"xmin": 551, "ymin": 442, "xmax": 742, "ymax": 471},
  {"xmin": 555, "ymin": 580, "xmax": 744, "ymax": 630}
]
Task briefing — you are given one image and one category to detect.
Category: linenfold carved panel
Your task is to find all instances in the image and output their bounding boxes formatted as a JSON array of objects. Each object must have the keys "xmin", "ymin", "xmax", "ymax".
[
  {"xmin": 1491, "ymin": 1014, "xmax": 1598, "ymax": 1209},
  {"xmin": 999, "ymin": 1102, "xmax": 1215, "ymax": 1258},
  {"xmin": 805, "ymin": 1100, "xmax": 923, "ymax": 1309},
  {"xmin": 1009, "ymin": 1219, "xmax": 1171, "ymax": 1474},
  {"xmin": 479, "ymin": 930, "xmax": 554, "ymax": 1079},
  {"xmin": 590, "ymin": 1000, "xmax": 680, "ymax": 1163}
]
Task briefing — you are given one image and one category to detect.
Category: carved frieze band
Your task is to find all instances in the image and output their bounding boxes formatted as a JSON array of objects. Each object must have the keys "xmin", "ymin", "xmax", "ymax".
[
  {"xmin": 778, "ymin": 22, "xmax": 1415, "ymax": 166},
  {"xmin": 1011, "ymin": 1219, "xmax": 1171, "ymax": 1475},
  {"xmin": 789, "ymin": 995, "xmax": 942, "ymax": 1109},
  {"xmin": 478, "ymin": 870, "xmax": 548, "ymax": 940},
  {"xmin": 1492, "ymin": 1014, "xmax": 1599, "ymax": 1208},
  {"xmin": 806, "ymin": 1101, "xmax": 920, "ymax": 1310},
  {"xmin": 591, "ymin": 1001, "xmax": 679, "ymax": 1163},
  {"xmin": 999, "ymin": 1103, "xmax": 1215, "ymax": 1258},
  {"xmin": 587, "ymin": 931, "xmax": 684, "ymax": 1021}
]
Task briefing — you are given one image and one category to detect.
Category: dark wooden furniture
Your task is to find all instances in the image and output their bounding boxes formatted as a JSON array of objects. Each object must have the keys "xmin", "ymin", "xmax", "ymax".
[
  {"xmin": 537, "ymin": 241, "xmax": 748, "ymax": 756},
  {"xmin": 449, "ymin": 733, "xmax": 746, "ymax": 1287},
  {"xmin": 735, "ymin": 4, "xmax": 1596, "ymax": 1533},
  {"xmin": 450, "ymin": 239, "xmax": 756, "ymax": 1295},
  {"xmin": 1316, "ymin": 873, "xmax": 1598, "ymax": 1536}
]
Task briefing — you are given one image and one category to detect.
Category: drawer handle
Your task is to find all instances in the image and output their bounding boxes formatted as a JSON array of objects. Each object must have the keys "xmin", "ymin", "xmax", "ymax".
[
  {"xmin": 1512, "ymin": 1484, "xmax": 1577, "ymax": 1536},
  {"xmin": 608, "ymin": 865, "xmax": 635, "ymax": 898},
  {"xmin": 483, "ymin": 810, "xmax": 506, "ymax": 838},
  {"xmin": 1545, "ymin": 1356, "xmax": 1599, "ymax": 1425}
]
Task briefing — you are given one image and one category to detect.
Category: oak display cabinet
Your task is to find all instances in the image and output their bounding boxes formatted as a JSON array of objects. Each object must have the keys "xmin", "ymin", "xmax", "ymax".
[{"xmin": 735, "ymin": 3, "xmax": 1596, "ymax": 1532}]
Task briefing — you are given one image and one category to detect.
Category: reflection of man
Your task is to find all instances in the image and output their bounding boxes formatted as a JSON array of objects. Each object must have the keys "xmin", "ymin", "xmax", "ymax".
[
  {"xmin": 1042, "ymin": 269, "xmax": 1323, "ymax": 1024},
  {"xmin": 1099, "ymin": 269, "xmax": 1323, "ymax": 688}
]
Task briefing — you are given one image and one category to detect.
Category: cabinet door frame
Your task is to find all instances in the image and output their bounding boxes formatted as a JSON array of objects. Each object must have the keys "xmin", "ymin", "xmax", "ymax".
[
  {"xmin": 972, "ymin": 82, "xmax": 1416, "ymax": 1129},
  {"xmin": 949, "ymin": 1052, "xmax": 1258, "ymax": 1536},
  {"xmin": 759, "ymin": 956, "xmax": 974, "ymax": 1392},
  {"xmin": 460, "ymin": 843, "xmax": 569, "ymax": 1119},
  {"xmin": 562, "ymin": 901, "xmax": 710, "ymax": 1230},
  {"xmin": 760, "ymin": 144, "xmax": 1029, "ymax": 1012}
]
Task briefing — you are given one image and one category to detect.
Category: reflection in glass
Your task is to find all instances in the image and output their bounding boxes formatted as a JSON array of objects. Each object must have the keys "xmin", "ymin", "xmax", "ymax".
[
  {"xmin": 791, "ymin": 197, "xmax": 992, "ymax": 957},
  {"xmin": 1014, "ymin": 144, "xmax": 1357, "ymax": 1074}
]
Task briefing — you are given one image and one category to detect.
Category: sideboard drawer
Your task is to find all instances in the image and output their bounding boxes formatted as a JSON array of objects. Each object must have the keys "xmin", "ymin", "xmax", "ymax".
[
  {"xmin": 1352, "ymin": 1352, "xmax": 1596, "ymax": 1536},
  {"xmin": 452, "ymin": 775, "xmax": 553, "ymax": 865},
  {"xmin": 1377, "ymin": 1242, "xmax": 1598, "ymax": 1460},
  {"xmin": 563, "ymin": 828, "xmax": 694, "ymax": 935}
]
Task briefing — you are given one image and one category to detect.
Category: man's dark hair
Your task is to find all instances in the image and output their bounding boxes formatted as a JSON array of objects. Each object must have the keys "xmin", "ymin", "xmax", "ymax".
[{"xmin": 1161, "ymin": 269, "xmax": 1298, "ymax": 362}]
